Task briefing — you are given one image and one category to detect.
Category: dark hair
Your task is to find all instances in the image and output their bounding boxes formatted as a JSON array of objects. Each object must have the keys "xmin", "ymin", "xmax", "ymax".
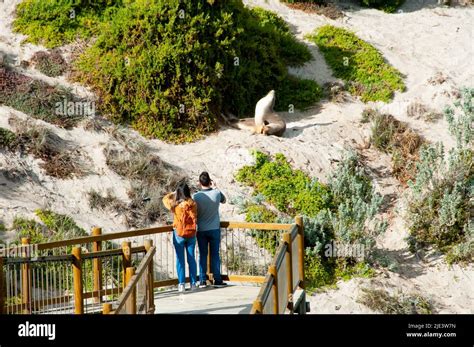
[
  {"xmin": 199, "ymin": 171, "xmax": 211, "ymax": 187},
  {"xmin": 174, "ymin": 182, "xmax": 191, "ymax": 204}
]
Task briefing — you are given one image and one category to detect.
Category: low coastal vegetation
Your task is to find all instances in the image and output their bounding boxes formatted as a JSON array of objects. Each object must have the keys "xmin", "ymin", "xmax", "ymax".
[
  {"xmin": 1, "ymin": 117, "xmax": 86, "ymax": 179},
  {"xmin": 0, "ymin": 127, "xmax": 17, "ymax": 150},
  {"xmin": 0, "ymin": 60, "xmax": 86, "ymax": 129},
  {"xmin": 30, "ymin": 50, "xmax": 68, "ymax": 77},
  {"xmin": 359, "ymin": 0, "xmax": 405, "ymax": 12},
  {"xmin": 235, "ymin": 150, "xmax": 387, "ymax": 290},
  {"xmin": 101, "ymin": 130, "xmax": 185, "ymax": 227},
  {"xmin": 12, "ymin": 209, "xmax": 87, "ymax": 245},
  {"xmin": 13, "ymin": 0, "xmax": 122, "ymax": 48},
  {"xmin": 358, "ymin": 287, "xmax": 434, "ymax": 314},
  {"xmin": 307, "ymin": 25, "xmax": 405, "ymax": 103},
  {"xmin": 405, "ymin": 88, "xmax": 473, "ymax": 264},
  {"xmin": 13, "ymin": 1, "xmax": 321, "ymax": 142},
  {"xmin": 363, "ymin": 108, "xmax": 424, "ymax": 184}
]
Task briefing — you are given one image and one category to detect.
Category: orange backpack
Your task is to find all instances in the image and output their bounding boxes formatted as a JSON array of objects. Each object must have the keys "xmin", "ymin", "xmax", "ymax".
[{"xmin": 175, "ymin": 201, "xmax": 197, "ymax": 238}]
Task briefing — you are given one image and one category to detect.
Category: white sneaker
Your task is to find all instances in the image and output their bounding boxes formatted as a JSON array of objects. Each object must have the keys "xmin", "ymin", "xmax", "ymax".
[
  {"xmin": 178, "ymin": 284, "xmax": 185, "ymax": 293},
  {"xmin": 190, "ymin": 283, "xmax": 197, "ymax": 291}
]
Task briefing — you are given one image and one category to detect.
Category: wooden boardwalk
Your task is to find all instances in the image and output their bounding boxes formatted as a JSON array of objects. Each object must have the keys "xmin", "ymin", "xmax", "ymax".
[{"xmin": 153, "ymin": 283, "xmax": 260, "ymax": 314}]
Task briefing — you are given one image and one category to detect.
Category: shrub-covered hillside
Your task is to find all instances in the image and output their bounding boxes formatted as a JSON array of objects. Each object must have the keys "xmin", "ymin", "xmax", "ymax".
[{"xmin": 14, "ymin": 0, "xmax": 321, "ymax": 142}]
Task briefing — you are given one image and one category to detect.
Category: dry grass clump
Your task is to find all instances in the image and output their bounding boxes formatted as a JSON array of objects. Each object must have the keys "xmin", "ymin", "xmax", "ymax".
[
  {"xmin": 407, "ymin": 101, "xmax": 443, "ymax": 123},
  {"xmin": 365, "ymin": 109, "xmax": 425, "ymax": 184},
  {"xmin": 88, "ymin": 189, "xmax": 126, "ymax": 212},
  {"xmin": 103, "ymin": 135, "xmax": 185, "ymax": 227},
  {"xmin": 80, "ymin": 116, "xmax": 108, "ymax": 133},
  {"xmin": 358, "ymin": 287, "xmax": 434, "ymax": 314},
  {"xmin": 427, "ymin": 72, "xmax": 447, "ymax": 85},
  {"xmin": 324, "ymin": 81, "xmax": 347, "ymax": 103},
  {"xmin": 284, "ymin": 2, "xmax": 343, "ymax": 19},
  {"xmin": 30, "ymin": 50, "xmax": 67, "ymax": 77},
  {"xmin": 8, "ymin": 117, "xmax": 86, "ymax": 179}
]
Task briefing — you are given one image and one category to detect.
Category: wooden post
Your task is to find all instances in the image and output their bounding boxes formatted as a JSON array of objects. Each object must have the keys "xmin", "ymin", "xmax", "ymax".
[
  {"xmin": 122, "ymin": 241, "xmax": 131, "ymax": 289},
  {"xmin": 283, "ymin": 232, "xmax": 294, "ymax": 313},
  {"xmin": 125, "ymin": 267, "xmax": 136, "ymax": 314},
  {"xmin": 252, "ymin": 300, "xmax": 263, "ymax": 314},
  {"xmin": 295, "ymin": 216, "xmax": 305, "ymax": 289},
  {"xmin": 21, "ymin": 237, "xmax": 31, "ymax": 314},
  {"xmin": 269, "ymin": 265, "xmax": 278, "ymax": 314},
  {"xmin": 0, "ymin": 256, "xmax": 4, "ymax": 314},
  {"xmin": 144, "ymin": 239, "xmax": 155, "ymax": 314},
  {"xmin": 102, "ymin": 303, "xmax": 112, "ymax": 314},
  {"xmin": 72, "ymin": 247, "xmax": 83, "ymax": 314},
  {"xmin": 92, "ymin": 227, "xmax": 102, "ymax": 304}
]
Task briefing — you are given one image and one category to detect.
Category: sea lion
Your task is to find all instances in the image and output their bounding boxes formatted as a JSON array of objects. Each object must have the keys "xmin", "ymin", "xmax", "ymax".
[{"xmin": 234, "ymin": 90, "xmax": 286, "ymax": 137}]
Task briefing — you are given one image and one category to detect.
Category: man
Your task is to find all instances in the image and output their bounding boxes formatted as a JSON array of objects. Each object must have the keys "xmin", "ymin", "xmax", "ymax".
[{"xmin": 193, "ymin": 171, "xmax": 227, "ymax": 287}]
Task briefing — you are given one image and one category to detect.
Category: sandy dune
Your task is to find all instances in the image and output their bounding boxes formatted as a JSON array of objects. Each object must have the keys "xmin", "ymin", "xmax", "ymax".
[{"xmin": 0, "ymin": 0, "xmax": 473, "ymax": 313}]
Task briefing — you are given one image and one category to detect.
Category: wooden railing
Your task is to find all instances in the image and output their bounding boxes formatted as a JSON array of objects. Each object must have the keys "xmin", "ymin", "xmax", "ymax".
[
  {"xmin": 0, "ymin": 219, "xmax": 305, "ymax": 314},
  {"xmin": 1, "ymin": 238, "xmax": 148, "ymax": 314},
  {"xmin": 105, "ymin": 243, "xmax": 156, "ymax": 315},
  {"xmin": 250, "ymin": 216, "xmax": 307, "ymax": 314}
]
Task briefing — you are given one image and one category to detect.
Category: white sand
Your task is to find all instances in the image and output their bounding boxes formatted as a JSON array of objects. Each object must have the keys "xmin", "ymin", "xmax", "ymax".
[{"xmin": 0, "ymin": 0, "xmax": 473, "ymax": 313}]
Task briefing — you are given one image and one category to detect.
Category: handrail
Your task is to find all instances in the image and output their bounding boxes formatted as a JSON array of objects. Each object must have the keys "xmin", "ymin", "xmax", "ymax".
[
  {"xmin": 1, "ymin": 221, "xmax": 291, "ymax": 254},
  {"xmin": 1, "ymin": 219, "xmax": 303, "ymax": 315},
  {"xmin": 4, "ymin": 254, "xmax": 74, "ymax": 264},
  {"xmin": 220, "ymin": 221, "xmax": 293, "ymax": 231},
  {"xmin": 2, "ymin": 244, "xmax": 147, "ymax": 314},
  {"xmin": 3, "ymin": 246, "xmax": 146, "ymax": 264},
  {"xmin": 112, "ymin": 246, "xmax": 156, "ymax": 314},
  {"xmin": 251, "ymin": 216, "xmax": 305, "ymax": 314},
  {"xmin": 274, "ymin": 243, "xmax": 287, "ymax": 270}
]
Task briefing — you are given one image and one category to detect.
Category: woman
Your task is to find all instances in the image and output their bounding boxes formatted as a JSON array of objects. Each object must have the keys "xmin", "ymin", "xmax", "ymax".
[{"xmin": 163, "ymin": 182, "xmax": 198, "ymax": 293}]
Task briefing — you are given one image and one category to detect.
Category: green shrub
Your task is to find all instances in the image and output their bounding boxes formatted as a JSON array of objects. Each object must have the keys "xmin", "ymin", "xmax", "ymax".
[
  {"xmin": 13, "ymin": 216, "xmax": 46, "ymax": 244},
  {"xmin": 15, "ymin": 1, "xmax": 320, "ymax": 142},
  {"xmin": 244, "ymin": 204, "xmax": 280, "ymax": 255},
  {"xmin": 305, "ymin": 251, "xmax": 374, "ymax": 290},
  {"xmin": 71, "ymin": 1, "xmax": 318, "ymax": 142},
  {"xmin": 304, "ymin": 252, "xmax": 335, "ymax": 289},
  {"xmin": 236, "ymin": 150, "xmax": 386, "ymax": 290},
  {"xmin": 276, "ymin": 76, "xmax": 323, "ymax": 111},
  {"xmin": 36, "ymin": 209, "xmax": 87, "ymax": 239},
  {"xmin": 311, "ymin": 150, "xmax": 387, "ymax": 255},
  {"xmin": 359, "ymin": 0, "xmax": 405, "ymax": 13},
  {"xmin": 236, "ymin": 151, "xmax": 332, "ymax": 216},
  {"xmin": 12, "ymin": 209, "xmax": 87, "ymax": 245},
  {"xmin": 0, "ymin": 128, "xmax": 18, "ymax": 150},
  {"xmin": 406, "ymin": 88, "xmax": 473, "ymax": 264},
  {"xmin": 250, "ymin": 7, "xmax": 312, "ymax": 68},
  {"xmin": 307, "ymin": 25, "xmax": 405, "ymax": 102},
  {"xmin": 13, "ymin": 0, "xmax": 123, "ymax": 48}
]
